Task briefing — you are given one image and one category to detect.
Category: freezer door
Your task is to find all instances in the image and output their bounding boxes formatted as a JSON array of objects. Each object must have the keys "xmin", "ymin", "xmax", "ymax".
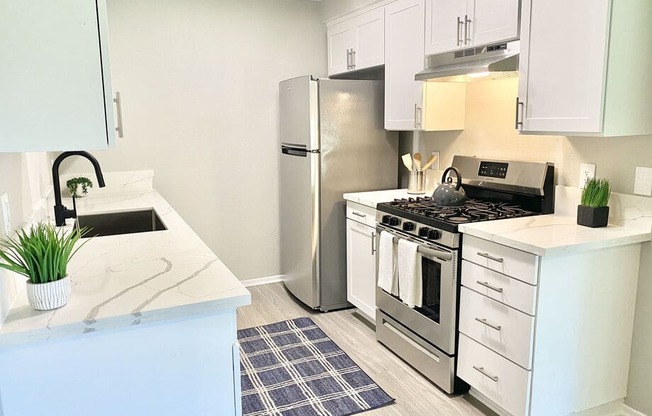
[
  {"xmin": 280, "ymin": 147, "xmax": 320, "ymax": 309},
  {"xmin": 279, "ymin": 76, "xmax": 319, "ymax": 150}
]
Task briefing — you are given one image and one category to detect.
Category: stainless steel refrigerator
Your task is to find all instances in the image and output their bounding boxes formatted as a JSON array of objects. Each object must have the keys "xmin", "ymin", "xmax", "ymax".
[{"xmin": 279, "ymin": 75, "xmax": 398, "ymax": 311}]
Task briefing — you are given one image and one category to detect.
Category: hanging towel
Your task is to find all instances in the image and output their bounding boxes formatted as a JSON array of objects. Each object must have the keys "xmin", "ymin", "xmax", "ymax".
[
  {"xmin": 377, "ymin": 231, "xmax": 398, "ymax": 296},
  {"xmin": 397, "ymin": 239, "xmax": 422, "ymax": 308}
]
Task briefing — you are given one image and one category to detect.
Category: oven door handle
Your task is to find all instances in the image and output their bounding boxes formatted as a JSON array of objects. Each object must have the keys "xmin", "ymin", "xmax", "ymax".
[{"xmin": 389, "ymin": 235, "xmax": 453, "ymax": 261}]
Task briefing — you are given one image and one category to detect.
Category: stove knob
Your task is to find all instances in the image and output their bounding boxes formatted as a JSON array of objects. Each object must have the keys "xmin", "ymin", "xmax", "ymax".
[
  {"xmin": 418, "ymin": 227, "xmax": 430, "ymax": 237},
  {"xmin": 402, "ymin": 222, "xmax": 415, "ymax": 231},
  {"xmin": 428, "ymin": 229, "xmax": 441, "ymax": 240},
  {"xmin": 389, "ymin": 217, "xmax": 400, "ymax": 226},
  {"xmin": 381, "ymin": 215, "xmax": 392, "ymax": 224}
]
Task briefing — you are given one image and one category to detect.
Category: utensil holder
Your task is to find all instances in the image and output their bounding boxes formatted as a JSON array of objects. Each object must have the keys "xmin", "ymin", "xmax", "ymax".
[{"xmin": 408, "ymin": 170, "xmax": 425, "ymax": 194}]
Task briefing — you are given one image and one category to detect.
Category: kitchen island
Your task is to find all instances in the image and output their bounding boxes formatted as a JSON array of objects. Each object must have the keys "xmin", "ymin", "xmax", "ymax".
[{"xmin": 0, "ymin": 182, "xmax": 251, "ymax": 416}]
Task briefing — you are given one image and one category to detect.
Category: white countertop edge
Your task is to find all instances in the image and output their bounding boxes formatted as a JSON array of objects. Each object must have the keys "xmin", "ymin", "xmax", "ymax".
[{"xmin": 0, "ymin": 292, "xmax": 251, "ymax": 351}]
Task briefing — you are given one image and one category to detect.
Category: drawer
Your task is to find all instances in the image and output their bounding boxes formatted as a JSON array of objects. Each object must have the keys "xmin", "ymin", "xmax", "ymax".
[
  {"xmin": 346, "ymin": 201, "xmax": 377, "ymax": 228},
  {"xmin": 459, "ymin": 287, "xmax": 535, "ymax": 369},
  {"xmin": 458, "ymin": 334, "xmax": 532, "ymax": 416},
  {"xmin": 461, "ymin": 260, "xmax": 537, "ymax": 315},
  {"xmin": 463, "ymin": 235, "xmax": 539, "ymax": 285}
]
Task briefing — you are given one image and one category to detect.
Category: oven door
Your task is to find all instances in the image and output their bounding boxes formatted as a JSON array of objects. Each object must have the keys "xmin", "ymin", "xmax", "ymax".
[{"xmin": 375, "ymin": 225, "xmax": 459, "ymax": 355}]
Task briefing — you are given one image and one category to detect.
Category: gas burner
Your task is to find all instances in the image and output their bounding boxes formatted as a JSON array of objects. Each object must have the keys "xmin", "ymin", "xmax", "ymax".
[{"xmin": 379, "ymin": 197, "xmax": 538, "ymax": 231}]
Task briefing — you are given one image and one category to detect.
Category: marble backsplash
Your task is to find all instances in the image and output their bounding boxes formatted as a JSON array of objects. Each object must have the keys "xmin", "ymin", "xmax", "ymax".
[{"xmin": 555, "ymin": 185, "xmax": 652, "ymax": 233}]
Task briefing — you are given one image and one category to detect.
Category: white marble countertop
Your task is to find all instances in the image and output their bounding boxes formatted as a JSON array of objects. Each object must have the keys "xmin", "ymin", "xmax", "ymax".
[
  {"xmin": 343, "ymin": 189, "xmax": 425, "ymax": 208},
  {"xmin": 0, "ymin": 188, "xmax": 251, "ymax": 349},
  {"xmin": 459, "ymin": 214, "xmax": 652, "ymax": 257}
]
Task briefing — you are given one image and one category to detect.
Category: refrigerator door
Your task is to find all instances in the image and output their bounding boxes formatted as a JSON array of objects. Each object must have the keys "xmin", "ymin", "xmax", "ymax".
[
  {"xmin": 279, "ymin": 75, "xmax": 319, "ymax": 150},
  {"xmin": 280, "ymin": 76, "xmax": 321, "ymax": 309},
  {"xmin": 317, "ymin": 79, "xmax": 398, "ymax": 310}
]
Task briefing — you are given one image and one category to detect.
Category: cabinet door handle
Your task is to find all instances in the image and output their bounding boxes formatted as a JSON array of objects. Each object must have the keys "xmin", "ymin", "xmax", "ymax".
[
  {"xmin": 476, "ymin": 280, "xmax": 504, "ymax": 293},
  {"xmin": 371, "ymin": 231, "xmax": 376, "ymax": 255},
  {"xmin": 474, "ymin": 317, "xmax": 502, "ymax": 331},
  {"xmin": 346, "ymin": 49, "xmax": 351, "ymax": 70},
  {"xmin": 457, "ymin": 16, "xmax": 463, "ymax": 46},
  {"xmin": 351, "ymin": 211, "xmax": 366, "ymax": 218},
  {"xmin": 414, "ymin": 104, "xmax": 418, "ymax": 129},
  {"xmin": 477, "ymin": 252, "xmax": 504, "ymax": 263},
  {"xmin": 416, "ymin": 106, "xmax": 422, "ymax": 129},
  {"xmin": 473, "ymin": 366, "xmax": 499, "ymax": 382},
  {"xmin": 351, "ymin": 49, "xmax": 356, "ymax": 69},
  {"xmin": 515, "ymin": 97, "xmax": 524, "ymax": 130},
  {"xmin": 113, "ymin": 91, "xmax": 124, "ymax": 138},
  {"xmin": 464, "ymin": 15, "xmax": 472, "ymax": 45}
]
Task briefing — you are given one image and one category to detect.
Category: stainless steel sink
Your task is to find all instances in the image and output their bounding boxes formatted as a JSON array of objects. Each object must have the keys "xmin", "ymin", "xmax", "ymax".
[{"xmin": 75, "ymin": 209, "xmax": 167, "ymax": 238}]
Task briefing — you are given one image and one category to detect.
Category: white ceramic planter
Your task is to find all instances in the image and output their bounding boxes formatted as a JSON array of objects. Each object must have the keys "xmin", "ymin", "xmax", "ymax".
[{"xmin": 25, "ymin": 276, "xmax": 71, "ymax": 310}]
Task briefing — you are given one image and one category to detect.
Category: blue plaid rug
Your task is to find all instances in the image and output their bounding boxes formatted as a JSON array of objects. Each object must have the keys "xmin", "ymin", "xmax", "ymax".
[{"xmin": 238, "ymin": 317, "xmax": 395, "ymax": 416}]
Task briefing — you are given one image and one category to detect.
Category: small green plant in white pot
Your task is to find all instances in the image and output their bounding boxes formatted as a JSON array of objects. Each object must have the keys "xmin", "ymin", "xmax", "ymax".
[
  {"xmin": 66, "ymin": 177, "xmax": 93, "ymax": 198},
  {"xmin": 0, "ymin": 223, "xmax": 88, "ymax": 310},
  {"xmin": 577, "ymin": 178, "xmax": 611, "ymax": 228}
]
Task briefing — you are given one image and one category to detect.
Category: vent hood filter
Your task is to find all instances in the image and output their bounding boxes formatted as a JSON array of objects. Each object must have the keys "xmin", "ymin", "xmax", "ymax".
[{"xmin": 415, "ymin": 42, "xmax": 520, "ymax": 82}]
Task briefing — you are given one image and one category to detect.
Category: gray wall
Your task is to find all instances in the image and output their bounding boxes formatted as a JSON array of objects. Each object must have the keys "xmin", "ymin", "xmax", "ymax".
[{"xmin": 64, "ymin": 0, "xmax": 328, "ymax": 280}]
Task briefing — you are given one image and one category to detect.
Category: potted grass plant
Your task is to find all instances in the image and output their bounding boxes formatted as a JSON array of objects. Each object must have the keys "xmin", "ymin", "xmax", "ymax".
[
  {"xmin": 66, "ymin": 176, "xmax": 93, "ymax": 198},
  {"xmin": 577, "ymin": 178, "xmax": 611, "ymax": 228},
  {"xmin": 0, "ymin": 223, "xmax": 88, "ymax": 310}
]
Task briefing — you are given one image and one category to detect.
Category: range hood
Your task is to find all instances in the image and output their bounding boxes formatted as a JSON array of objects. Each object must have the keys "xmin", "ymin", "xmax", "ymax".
[{"xmin": 415, "ymin": 41, "xmax": 519, "ymax": 82}]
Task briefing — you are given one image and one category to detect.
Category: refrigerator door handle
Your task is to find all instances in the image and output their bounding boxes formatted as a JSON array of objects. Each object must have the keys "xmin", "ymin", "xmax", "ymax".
[{"xmin": 282, "ymin": 146, "xmax": 309, "ymax": 157}]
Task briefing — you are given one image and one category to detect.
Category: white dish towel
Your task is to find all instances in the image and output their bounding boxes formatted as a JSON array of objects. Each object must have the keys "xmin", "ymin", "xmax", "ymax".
[
  {"xmin": 397, "ymin": 239, "xmax": 422, "ymax": 308},
  {"xmin": 377, "ymin": 231, "xmax": 398, "ymax": 296}
]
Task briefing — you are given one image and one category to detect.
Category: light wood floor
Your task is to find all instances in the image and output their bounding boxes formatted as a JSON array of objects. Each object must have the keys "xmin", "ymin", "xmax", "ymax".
[{"xmin": 236, "ymin": 283, "xmax": 497, "ymax": 416}]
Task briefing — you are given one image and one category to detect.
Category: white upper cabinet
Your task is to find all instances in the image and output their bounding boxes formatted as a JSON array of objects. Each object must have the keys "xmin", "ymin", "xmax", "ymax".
[
  {"xmin": 517, "ymin": 0, "xmax": 652, "ymax": 136},
  {"xmin": 327, "ymin": 7, "xmax": 385, "ymax": 76},
  {"xmin": 385, "ymin": 0, "xmax": 465, "ymax": 131},
  {"xmin": 0, "ymin": 0, "xmax": 116, "ymax": 152},
  {"xmin": 425, "ymin": 0, "xmax": 520, "ymax": 56}
]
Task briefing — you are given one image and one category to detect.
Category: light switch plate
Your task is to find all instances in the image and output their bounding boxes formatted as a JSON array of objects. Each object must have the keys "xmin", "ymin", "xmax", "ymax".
[
  {"xmin": 579, "ymin": 163, "xmax": 596, "ymax": 188},
  {"xmin": 634, "ymin": 167, "xmax": 652, "ymax": 196},
  {"xmin": 0, "ymin": 193, "xmax": 10, "ymax": 237}
]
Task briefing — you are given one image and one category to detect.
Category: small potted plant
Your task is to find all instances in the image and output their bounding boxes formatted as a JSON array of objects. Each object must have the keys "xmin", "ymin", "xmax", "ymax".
[
  {"xmin": 0, "ymin": 223, "xmax": 88, "ymax": 310},
  {"xmin": 66, "ymin": 176, "xmax": 93, "ymax": 198},
  {"xmin": 577, "ymin": 178, "xmax": 611, "ymax": 228}
]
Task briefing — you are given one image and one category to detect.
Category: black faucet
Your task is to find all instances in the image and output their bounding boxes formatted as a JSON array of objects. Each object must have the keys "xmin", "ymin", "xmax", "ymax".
[{"xmin": 52, "ymin": 151, "xmax": 106, "ymax": 226}]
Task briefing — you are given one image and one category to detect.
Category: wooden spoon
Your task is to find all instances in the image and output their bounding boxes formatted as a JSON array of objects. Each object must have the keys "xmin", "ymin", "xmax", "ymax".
[
  {"xmin": 401, "ymin": 153, "xmax": 413, "ymax": 171},
  {"xmin": 413, "ymin": 152, "xmax": 422, "ymax": 171},
  {"xmin": 421, "ymin": 153, "xmax": 438, "ymax": 171}
]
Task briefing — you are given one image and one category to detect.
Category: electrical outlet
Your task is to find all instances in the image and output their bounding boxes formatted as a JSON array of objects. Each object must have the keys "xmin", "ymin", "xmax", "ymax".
[
  {"xmin": 430, "ymin": 151, "xmax": 440, "ymax": 170},
  {"xmin": 0, "ymin": 193, "xmax": 10, "ymax": 237},
  {"xmin": 634, "ymin": 167, "xmax": 652, "ymax": 196},
  {"xmin": 579, "ymin": 163, "xmax": 596, "ymax": 188}
]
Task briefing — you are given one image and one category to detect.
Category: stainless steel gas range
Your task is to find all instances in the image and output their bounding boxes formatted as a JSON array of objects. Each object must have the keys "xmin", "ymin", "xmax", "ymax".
[{"xmin": 374, "ymin": 155, "xmax": 554, "ymax": 394}]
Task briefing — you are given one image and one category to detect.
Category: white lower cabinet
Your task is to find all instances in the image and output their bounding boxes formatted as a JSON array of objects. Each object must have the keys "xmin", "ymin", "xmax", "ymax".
[
  {"xmin": 345, "ymin": 202, "xmax": 377, "ymax": 321},
  {"xmin": 458, "ymin": 234, "xmax": 643, "ymax": 416},
  {"xmin": 458, "ymin": 334, "xmax": 531, "ymax": 416}
]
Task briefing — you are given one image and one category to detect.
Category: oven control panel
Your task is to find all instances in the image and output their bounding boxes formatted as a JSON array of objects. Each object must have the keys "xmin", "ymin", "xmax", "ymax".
[
  {"xmin": 378, "ymin": 214, "xmax": 458, "ymax": 249},
  {"xmin": 478, "ymin": 161, "xmax": 508, "ymax": 179}
]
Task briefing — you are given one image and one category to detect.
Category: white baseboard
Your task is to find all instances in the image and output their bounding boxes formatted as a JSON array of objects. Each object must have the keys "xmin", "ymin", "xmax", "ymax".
[
  {"xmin": 621, "ymin": 403, "xmax": 648, "ymax": 416},
  {"xmin": 467, "ymin": 392, "xmax": 648, "ymax": 416},
  {"xmin": 241, "ymin": 275, "xmax": 284, "ymax": 288}
]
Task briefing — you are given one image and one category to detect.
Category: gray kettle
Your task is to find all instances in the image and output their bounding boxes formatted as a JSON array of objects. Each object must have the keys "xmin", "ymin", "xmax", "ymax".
[{"xmin": 432, "ymin": 167, "xmax": 467, "ymax": 206}]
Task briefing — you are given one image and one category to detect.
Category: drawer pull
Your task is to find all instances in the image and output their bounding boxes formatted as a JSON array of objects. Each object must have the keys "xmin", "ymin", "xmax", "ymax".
[
  {"xmin": 477, "ymin": 252, "xmax": 504, "ymax": 263},
  {"xmin": 473, "ymin": 366, "xmax": 499, "ymax": 382},
  {"xmin": 474, "ymin": 317, "xmax": 502, "ymax": 331},
  {"xmin": 351, "ymin": 211, "xmax": 366, "ymax": 218},
  {"xmin": 476, "ymin": 280, "xmax": 504, "ymax": 293}
]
